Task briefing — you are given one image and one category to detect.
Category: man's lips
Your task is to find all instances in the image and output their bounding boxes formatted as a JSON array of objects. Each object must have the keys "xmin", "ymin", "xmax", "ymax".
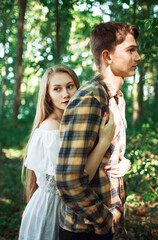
[{"xmin": 132, "ymin": 65, "xmax": 137, "ymax": 69}]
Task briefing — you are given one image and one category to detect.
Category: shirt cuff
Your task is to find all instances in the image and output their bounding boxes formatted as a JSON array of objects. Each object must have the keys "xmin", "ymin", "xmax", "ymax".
[
  {"xmin": 110, "ymin": 206, "xmax": 122, "ymax": 233},
  {"xmin": 94, "ymin": 210, "xmax": 113, "ymax": 235}
]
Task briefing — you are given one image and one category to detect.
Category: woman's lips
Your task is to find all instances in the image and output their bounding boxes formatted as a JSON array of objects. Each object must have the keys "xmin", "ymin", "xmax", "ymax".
[{"xmin": 63, "ymin": 101, "xmax": 69, "ymax": 105}]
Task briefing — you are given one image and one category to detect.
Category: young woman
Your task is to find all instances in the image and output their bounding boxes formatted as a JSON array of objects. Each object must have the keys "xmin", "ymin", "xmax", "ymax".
[{"xmin": 19, "ymin": 65, "xmax": 130, "ymax": 240}]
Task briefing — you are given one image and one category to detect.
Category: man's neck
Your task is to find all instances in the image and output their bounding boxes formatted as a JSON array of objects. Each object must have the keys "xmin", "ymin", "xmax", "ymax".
[{"xmin": 100, "ymin": 65, "xmax": 124, "ymax": 92}]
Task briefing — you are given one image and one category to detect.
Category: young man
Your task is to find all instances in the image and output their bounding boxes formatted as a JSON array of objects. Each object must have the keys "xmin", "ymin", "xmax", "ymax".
[{"xmin": 55, "ymin": 22, "xmax": 141, "ymax": 240}]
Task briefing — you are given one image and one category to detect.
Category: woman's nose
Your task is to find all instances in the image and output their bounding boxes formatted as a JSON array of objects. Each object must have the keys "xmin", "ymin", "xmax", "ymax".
[{"xmin": 62, "ymin": 88, "xmax": 69, "ymax": 98}]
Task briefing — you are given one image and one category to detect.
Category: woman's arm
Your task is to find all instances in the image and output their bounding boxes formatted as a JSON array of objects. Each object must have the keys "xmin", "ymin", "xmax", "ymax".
[
  {"xmin": 26, "ymin": 169, "xmax": 38, "ymax": 202},
  {"xmin": 85, "ymin": 108, "xmax": 116, "ymax": 182},
  {"xmin": 85, "ymin": 109, "xmax": 131, "ymax": 181}
]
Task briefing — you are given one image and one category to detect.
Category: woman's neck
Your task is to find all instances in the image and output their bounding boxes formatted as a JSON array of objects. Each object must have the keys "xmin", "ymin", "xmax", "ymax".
[{"xmin": 49, "ymin": 109, "xmax": 64, "ymax": 123}]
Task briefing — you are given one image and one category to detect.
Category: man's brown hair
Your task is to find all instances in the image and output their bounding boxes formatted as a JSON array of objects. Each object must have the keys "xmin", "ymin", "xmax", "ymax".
[{"xmin": 90, "ymin": 22, "xmax": 139, "ymax": 68}]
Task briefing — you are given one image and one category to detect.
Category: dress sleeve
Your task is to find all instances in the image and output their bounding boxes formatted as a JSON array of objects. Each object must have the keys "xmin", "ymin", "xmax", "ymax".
[
  {"xmin": 25, "ymin": 130, "xmax": 60, "ymax": 175},
  {"xmin": 55, "ymin": 95, "xmax": 113, "ymax": 234}
]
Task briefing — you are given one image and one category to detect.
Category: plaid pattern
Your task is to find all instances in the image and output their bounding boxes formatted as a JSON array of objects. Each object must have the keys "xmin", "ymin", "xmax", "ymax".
[{"xmin": 55, "ymin": 74, "xmax": 127, "ymax": 234}]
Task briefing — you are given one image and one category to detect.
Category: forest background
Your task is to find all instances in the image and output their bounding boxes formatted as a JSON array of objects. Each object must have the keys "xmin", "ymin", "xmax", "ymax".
[{"xmin": 0, "ymin": 0, "xmax": 158, "ymax": 239}]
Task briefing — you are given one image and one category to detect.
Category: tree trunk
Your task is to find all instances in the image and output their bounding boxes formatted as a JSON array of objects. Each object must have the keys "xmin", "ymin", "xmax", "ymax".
[
  {"xmin": 132, "ymin": 0, "xmax": 136, "ymax": 24},
  {"xmin": 138, "ymin": 63, "xmax": 144, "ymax": 118},
  {"xmin": 137, "ymin": 2, "xmax": 149, "ymax": 121},
  {"xmin": 132, "ymin": 0, "xmax": 139, "ymax": 125},
  {"xmin": 1, "ymin": 18, "xmax": 7, "ymax": 113},
  {"xmin": 1, "ymin": 56, "xmax": 7, "ymax": 113},
  {"xmin": 55, "ymin": 0, "xmax": 60, "ymax": 61},
  {"xmin": 154, "ymin": 62, "xmax": 158, "ymax": 105},
  {"xmin": 132, "ymin": 77, "xmax": 139, "ymax": 126},
  {"xmin": 13, "ymin": 0, "xmax": 27, "ymax": 118}
]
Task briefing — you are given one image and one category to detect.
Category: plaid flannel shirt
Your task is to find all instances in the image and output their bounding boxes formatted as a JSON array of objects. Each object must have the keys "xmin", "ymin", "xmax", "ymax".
[{"xmin": 55, "ymin": 74, "xmax": 127, "ymax": 234}]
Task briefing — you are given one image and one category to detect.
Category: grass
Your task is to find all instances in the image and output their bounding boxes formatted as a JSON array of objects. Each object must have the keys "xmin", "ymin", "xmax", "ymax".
[
  {"xmin": 0, "ymin": 150, "xmax": 25, "ymax": 239},
  {"xmin": 0, "ymin": 121, "xmax": 158, "ymax": 239}
]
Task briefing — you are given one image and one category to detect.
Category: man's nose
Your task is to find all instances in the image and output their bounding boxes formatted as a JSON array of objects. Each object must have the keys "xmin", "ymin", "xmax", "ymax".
[{"xmin": 136, "ymin": 51, "xmax": 141, "ymax": 62}]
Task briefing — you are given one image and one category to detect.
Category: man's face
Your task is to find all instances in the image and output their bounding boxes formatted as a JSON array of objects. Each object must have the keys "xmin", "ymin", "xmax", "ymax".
[{"xmin": 109, "ymin": 33, "xmax": 141, "ymax": 78}]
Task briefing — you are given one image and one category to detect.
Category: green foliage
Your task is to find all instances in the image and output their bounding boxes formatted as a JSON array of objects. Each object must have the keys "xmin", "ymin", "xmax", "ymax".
[
  {"xmin": 0, "ymin": 0, "xmax": 158, "ymax": 120},
  {"xmin": 0, "ymin": 152, "xmax": 25, "ymax": 239},
  {"xmin": 125, "ymin": 121, "xmax": 158, "ymax": 203},
  {"xmin": 137, "ymin": 18, "xmax": 158, "ymax": 64},
  {"xmin": 0, "ymin": 110, "xmax": 34, "ymax": 149},
  {"xmin": 113, "ymin": 122, "xmax": 158, "ymax": 239}
]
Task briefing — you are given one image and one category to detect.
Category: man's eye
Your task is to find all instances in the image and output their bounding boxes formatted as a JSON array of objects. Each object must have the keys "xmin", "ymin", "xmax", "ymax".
[{"xmin": 129, "ymin": 48, "xmax": 135, "ymax": 52}]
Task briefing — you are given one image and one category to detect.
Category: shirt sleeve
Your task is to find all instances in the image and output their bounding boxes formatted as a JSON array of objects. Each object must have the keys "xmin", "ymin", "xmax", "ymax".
[
  {"xmin": 55, "ymin": 94, "xmax": 113, "ymax": 233},
  {"xmin": 25, "ymin": 129, "xmax": 60, "ymax": 175}
]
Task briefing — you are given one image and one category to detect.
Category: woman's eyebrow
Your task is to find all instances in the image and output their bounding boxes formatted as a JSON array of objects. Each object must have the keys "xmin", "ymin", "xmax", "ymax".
[{"xmin": 52, "ymin": 81, "xmax": 74, "ymax": 87}]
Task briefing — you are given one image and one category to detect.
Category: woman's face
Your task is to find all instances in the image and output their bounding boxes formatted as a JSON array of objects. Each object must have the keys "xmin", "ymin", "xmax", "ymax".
[{"xmin": 48, "ymin": 72, "xmax": 77, "ymax": 113}]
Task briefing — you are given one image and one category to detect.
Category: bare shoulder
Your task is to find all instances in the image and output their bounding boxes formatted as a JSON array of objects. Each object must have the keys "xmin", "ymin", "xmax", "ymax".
[{"xmin": 39, "ymin": 118, "xmax": 60, "ymax": 130}]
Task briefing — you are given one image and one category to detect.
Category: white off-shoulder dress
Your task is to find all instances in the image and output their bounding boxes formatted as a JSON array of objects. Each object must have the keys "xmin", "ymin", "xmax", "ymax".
[{"xmin": 19, "ymin": 129, "xmax": 61, "ymax": 240}]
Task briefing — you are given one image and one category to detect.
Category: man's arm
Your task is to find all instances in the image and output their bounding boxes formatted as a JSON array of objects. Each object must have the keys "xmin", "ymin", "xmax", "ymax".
[{"xmin": 55, "ymin": 94, "xmax": 113, "ymax": 234}]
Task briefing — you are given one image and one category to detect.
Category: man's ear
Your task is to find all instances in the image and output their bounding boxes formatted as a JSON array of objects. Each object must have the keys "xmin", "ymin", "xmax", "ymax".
[{"xmin": 102, "ymin": 50, "xmax": 111, "ymax": 64}]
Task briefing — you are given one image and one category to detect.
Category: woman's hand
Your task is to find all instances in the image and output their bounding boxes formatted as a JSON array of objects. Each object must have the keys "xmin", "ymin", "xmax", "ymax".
[
  {"xmin": 98, "ymin": 107, "xmax": 116, "ymax": 146},
  {"xmin": 104, "ymin": 154, "xmax": 131, "ymax": 178}
]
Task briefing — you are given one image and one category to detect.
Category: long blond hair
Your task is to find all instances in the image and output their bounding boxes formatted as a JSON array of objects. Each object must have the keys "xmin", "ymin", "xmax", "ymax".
[{"xmin": 22, "ymin": 65, "xmax": 80, "ymax": 202}]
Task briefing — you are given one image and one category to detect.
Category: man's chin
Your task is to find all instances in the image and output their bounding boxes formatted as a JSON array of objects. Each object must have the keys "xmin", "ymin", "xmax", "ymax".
[{"xmin": 128, "ymin": 70, "xmax": 136, "ymax": 77}]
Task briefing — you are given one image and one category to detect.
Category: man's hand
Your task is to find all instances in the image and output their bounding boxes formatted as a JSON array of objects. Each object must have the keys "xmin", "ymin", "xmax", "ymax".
[{"xmin": 95, "ymin": 207, "xmax": 122, "ymax": 235}]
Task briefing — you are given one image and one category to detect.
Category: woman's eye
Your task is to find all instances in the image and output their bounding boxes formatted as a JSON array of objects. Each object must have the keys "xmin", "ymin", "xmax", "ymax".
[
  {"xmin": 67, "ymin": 85, "xmax": 74, "ymax": 89},
  {"xmin": 54, "ymin": 88, "xmax": 60, "ymax": 92}
]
